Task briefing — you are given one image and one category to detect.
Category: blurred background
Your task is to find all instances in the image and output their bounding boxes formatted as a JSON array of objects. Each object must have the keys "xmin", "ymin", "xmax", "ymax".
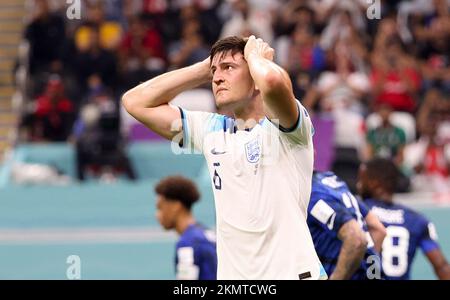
[{"xmin": 0, "ymin": 0, "xmax": 449, "ymax": 279}]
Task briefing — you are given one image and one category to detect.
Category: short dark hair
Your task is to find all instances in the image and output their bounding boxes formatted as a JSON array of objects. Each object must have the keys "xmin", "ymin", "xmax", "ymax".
[
  {"xmin": 210, "ymin": 36, "xmax": 247, "ymax": 62},
  {"xmin": 365, "ymin": 158, "xmax": 399, "ymax": 193},
  {"xmin": 155, "ymin": 175, "xmax": 200, "ymax": 210}
]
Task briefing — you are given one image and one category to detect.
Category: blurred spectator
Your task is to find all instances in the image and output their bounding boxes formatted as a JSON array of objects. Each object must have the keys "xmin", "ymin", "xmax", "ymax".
[
  {"xmin": 310, "ymin": 0, "xmax": 369, "ymax": 32},
  {"xmin": 73, "ymin": 27, "xmax": 118, "ymax": 98},
  {"xmin": 22, "ymin": 76, "xmax": 75, "ymax": 142},
  {"xmin": 273, "ymin": 3, "xmax": 318, "ymax": 37},
  {"xmin": 73, "ymin": 88, "xmax": 136, "ymax": 182},
  {"xmin": 74, "ymin": 1, "xmax": 123, "ymax": 51},
  {"xmin": 417, "ymin": 88, "xmax": 450, "ymax": 142},
  {"xmin": 168, "ymin": 18, "xmax": 209, "ymax": 69},
  {"xmin": 370, "ymin": 36, "xmax": 421, "ymax": 113},
  {"xmin": 405, "ymin": 112, "xmax": 450, "ymax": 193},
  {"xmin": 319, "ymin": 6, "xmax": 367, "ymax": 51},
  {"xmin": 313, "ymin": 38, "xmax": 370, "ymax": 155},
  {"xmin": 404, "ymin": 88, "xmax": 450, "ymax": 192},
  {"xmin": 24, "ymin": 0, "xmax": 66, "ymax": 76},
  {"xmin": 416, "ymin": 16, "xmax": 450, "ymax": 94},
  {"xmin": 276, "ymin": 24, "xmax": 325, "ymax": 79},
  {"xmin": 365, "ymin": 103, "xmax": 406, "ymax": 166},
  {"xmin": 220, "ymin": 0, "xmax": 273, "ymax": 43},
  {"xmin": 143, "ymin": 0, "xmax": 168, "ymax": 15},
  {"xmin": 118, "ymin": 14, "xmax": 166, "ymax": 89},
  {"xmin": 317, "ymin": 38, "xmax": 370, "ymax": 115},
  {"xmin": 174, "ymin": 0, "xmax": 222, "ymax": 45}
]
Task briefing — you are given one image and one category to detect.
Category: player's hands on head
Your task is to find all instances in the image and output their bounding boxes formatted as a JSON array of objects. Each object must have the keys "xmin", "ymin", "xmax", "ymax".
[
  {"xmin": 244, "ymin": 35, "xmax": 275, "ymax": 62},
  {"xmin": 200, "ymin": 56, "xmax": 213, "ymax": 81}
]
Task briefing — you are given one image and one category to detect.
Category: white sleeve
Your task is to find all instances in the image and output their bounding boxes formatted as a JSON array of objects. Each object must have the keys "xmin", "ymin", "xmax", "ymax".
[
  {"xmin": 179, "ymin": 107, "xmax": 220, "ymax": 154},
  {"xmin": 263, "ymin": 100, "xmax": 315, "ymax": 146}
]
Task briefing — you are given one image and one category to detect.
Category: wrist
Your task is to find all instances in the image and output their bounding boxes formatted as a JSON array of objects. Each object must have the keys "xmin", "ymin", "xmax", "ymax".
[{"xmin": 244, "ymin": 51, "xmax": 259, "ymax": 62}]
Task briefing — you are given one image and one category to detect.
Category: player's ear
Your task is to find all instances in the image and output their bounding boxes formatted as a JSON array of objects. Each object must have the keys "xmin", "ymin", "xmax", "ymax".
[{"xmin": 173, "ymin": 201, "xmax": 185, "ymax": 213}]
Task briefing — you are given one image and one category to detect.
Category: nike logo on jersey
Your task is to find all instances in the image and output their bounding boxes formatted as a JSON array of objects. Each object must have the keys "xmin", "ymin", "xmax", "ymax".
[{"xmin": 211, "ymin": 148, "xmax": 227, "ymax": 155}]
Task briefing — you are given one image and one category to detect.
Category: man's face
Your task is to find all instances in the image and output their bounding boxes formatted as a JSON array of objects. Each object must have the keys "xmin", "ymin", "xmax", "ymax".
[
  {"xmin": 210, "ymin": 51, "xmax": 256, "ymax": 111},
  {"xmin": 155, "ymin": 195, "xmax": 179, "ymax": 230}
]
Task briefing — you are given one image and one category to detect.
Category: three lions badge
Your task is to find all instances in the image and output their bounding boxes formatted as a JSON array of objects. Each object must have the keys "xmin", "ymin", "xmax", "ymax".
[{"xmin": 245, "ymin": 139, "xmax": 260, "ymax": 163}]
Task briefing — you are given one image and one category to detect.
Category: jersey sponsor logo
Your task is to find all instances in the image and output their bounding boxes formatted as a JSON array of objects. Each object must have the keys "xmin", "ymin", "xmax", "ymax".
[
  {"xmin": 245, "ymin": 139, "xmax": 260, "ymax": 163},
  {"xmin": 310, "ymin": 199, "xmax": 336, "ymax": 225}
]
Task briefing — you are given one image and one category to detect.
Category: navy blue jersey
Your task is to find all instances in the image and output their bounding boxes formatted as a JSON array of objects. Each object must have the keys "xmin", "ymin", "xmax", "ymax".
[
  {"xmin": 307, "ymin": 172, "xmax": 380, "ymax": 280},
  {"xmin": 364, "ymin": 198, "xmax": 440, "ymax": 280},
  {"xmin": 175, "ymin": 223, "xmax": 217, "ymax": 280}
]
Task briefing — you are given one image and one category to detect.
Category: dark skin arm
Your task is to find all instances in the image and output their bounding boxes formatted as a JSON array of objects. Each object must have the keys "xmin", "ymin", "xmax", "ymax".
[
  {"xmin": 329, "ymin": 219, "xmax": 368, "ymax": 280},
  {"xmin": 425, "ymin": 248, "xmax": 450, "ymax": 280}
]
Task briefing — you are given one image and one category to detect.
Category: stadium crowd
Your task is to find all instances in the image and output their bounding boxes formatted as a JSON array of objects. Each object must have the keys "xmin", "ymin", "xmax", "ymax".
[{"xmin": 16, "ymin": 0, "xmax": 450, "ymax": 192}]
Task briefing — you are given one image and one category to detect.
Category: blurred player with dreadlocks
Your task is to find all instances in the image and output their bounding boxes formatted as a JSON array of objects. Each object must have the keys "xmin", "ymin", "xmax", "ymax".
[{"xmin": 358, "ymin": 158, "xmax": 450, "ymax": 280}]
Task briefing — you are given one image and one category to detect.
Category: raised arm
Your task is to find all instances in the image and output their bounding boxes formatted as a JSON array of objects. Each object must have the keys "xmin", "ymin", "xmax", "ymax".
[
  {"xmin": 121, "ymin": 57, "xmax": 211, "ymax": 140},
  {"xmin": 244, "ymin": 36, "xmax": 298, "ymax": 129}
]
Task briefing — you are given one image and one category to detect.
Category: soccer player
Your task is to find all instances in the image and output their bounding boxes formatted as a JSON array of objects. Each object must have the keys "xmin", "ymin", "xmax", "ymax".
[
  {"xmin": 155, "ymin": 175, "xmax": 217, "ymax": 280},
  {"xmin": 308, "ymin": 171, "xmax": 386, "ymax": 279},
  {"xmin": 123, "ymin": 35, "xmax": 325, "ymax": 279},
  {"xmin": 358, "ymin": 158, "xmax": 450, "ymax": 280}
]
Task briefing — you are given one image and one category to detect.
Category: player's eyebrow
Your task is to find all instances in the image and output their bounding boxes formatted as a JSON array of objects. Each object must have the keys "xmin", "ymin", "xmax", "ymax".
[{"xmin": 211, "ymin": 61, "xmax": 238, "ymax": 70}]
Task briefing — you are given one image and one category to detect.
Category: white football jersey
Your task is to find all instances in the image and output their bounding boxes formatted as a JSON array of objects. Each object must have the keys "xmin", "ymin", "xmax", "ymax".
[{"xmin": 177, "ymin": 100, "xmax": 327, "ymax": 280}]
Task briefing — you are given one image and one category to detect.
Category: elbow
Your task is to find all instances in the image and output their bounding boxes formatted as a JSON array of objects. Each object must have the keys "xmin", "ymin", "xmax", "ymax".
[{"xmin": 121, "ymin": 90, "xmax": 136, "ymax": 114}]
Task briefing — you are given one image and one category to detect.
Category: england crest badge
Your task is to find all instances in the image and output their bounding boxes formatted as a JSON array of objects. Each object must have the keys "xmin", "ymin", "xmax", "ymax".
[{"xmin": 245, "ymin": 139, "xmax": 260, "ymax": 163}]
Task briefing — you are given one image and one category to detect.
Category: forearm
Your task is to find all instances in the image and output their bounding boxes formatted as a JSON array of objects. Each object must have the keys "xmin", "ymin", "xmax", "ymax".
[
  {"xmin": 246, "ymin": 53, "xmax": 290, "ymax": 96},
  {"xmin": 122, "ymin": 60, "xmax": 210, "ymax": 110},
  {"xmin": 436, "ymin": 264, "xmax": 450, "ymax": 280},
  {"xmin": 330, "ymin": 221, "xmax": 368, "ymax": 280},
  {"xmin": 365, "ymin": 212, "xmax": 386, "ymax": 253},
  {"xmin": 330, "ymin": 239, "xmax": 366, "ymax": 280},
  {"xmin": 369, "ymin": 228, "xmax": 385, "ymax": 254},
  {"xmin": 244, "ymin": 37, "xmax": 296, "ymax": 126}
]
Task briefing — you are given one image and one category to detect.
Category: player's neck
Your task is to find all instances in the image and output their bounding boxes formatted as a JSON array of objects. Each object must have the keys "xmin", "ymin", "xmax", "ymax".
[
  {"xmin": 232, "ymin": 97, "xmax": 264, "ymax": 129},
  {"xmin": 376, "ymin": 192, "xmax": 393, "ymax": 204},
  {"xmin": 175, "ymin": 213, "xmax": 196, "ymax": 235}
]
